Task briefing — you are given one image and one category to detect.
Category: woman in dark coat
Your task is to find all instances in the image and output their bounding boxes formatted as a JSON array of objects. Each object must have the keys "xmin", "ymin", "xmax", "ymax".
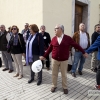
[{"xmin": 26, "ymin": 24, "xmax": 44, "ymax": 85}]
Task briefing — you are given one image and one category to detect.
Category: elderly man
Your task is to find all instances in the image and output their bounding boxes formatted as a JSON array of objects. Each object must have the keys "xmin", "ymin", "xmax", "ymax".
[
  {"xmin": 0, "ymin": 25, "xmax": 13, "ymax": 73},
  {"xmin": 91, "ymin": 24, "xmax": 100, "ymax": 72},
  {"xmin": 71, "ymin": 23, "xmax": 90, "ymax": 77},
  {"xmin": 21, "ymin": 23, "xmax": 30, "ymax": 66},
  {"xmin": 40, "ymin": 24, "xmax": 87, "ymax": 94},
  {"xmin": 21, "ymin": 23, "xmax": 30, "ymax": 43},
  {"xmin": 40, "ymin": 25, "xmax": 51, "ymax": 70}
]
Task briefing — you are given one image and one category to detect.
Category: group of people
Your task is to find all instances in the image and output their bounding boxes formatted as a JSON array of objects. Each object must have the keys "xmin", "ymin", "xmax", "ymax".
[
  {"xmin": 0, "ymin": 23, "xmax": 100, "ymax": 95},
  {"xmin": 0, "ymin": 24, "xmax": 51, "ymax": 82}
]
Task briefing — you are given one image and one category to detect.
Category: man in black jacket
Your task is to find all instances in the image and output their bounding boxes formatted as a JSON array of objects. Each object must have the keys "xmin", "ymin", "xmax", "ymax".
[
  {"xmin": 91, "ymin": 24, "xmax": 100, "ymax": 72},
  {"xmin": 0, "ymin": 25, "xmax": 13, "ymax": 72},
  {"xmin": 40, "ymin": 25, "xmax": 51, "ymax": 70},
  {"xmin": 21, "ymin": 23, "xmax": 30, "ymax": 66}
]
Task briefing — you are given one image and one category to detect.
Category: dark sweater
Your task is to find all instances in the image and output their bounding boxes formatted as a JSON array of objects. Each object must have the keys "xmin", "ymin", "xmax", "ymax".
[
  {"xmin": 91, "ymin": 32, "xmax": 100, "ymax": 51},
  {"xmin": 44, "ymin": 34, "xmax": 85, "ymax": 61},
  {"xmin": 9, "ymin": 33, "xmax": 26, "ymax": 54},
  {"xmin": 40, "ymin": 32, "xmax": 51, "ymax": 50},
  {"xmin": 0, "ymin": 31, "xmax": 8, "ymax": 51}
]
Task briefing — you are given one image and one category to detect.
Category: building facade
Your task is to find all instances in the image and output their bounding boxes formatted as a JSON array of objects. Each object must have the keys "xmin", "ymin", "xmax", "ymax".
[{"xmin": 0, "ymin": 0, "xmax": 100, "ymax": 37}]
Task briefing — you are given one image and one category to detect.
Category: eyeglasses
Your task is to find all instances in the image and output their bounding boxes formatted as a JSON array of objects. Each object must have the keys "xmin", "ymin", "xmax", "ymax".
[
  {"xmin": 54, "ymin": 27, "xmax": 59, "ymax": 31},
  {"xmin": 12, "ymin": 28, "xmax": 17, "ymax": 30}
]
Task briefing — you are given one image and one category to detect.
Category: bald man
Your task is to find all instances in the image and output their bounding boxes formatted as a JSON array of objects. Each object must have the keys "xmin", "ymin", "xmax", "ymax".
[
  {"xmin": 0, "ymin": 25, "xmax": 13, "ymax": 73},
  {"xmin": 40, "ymin": 24, "xmax": 87, "ymax": 94},
  {"xmin": 71, "ymin": 23, "xmax": 90, "ymax": 77}
]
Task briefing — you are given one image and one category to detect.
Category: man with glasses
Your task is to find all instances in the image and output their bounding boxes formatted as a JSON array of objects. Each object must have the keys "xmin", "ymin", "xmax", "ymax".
[
  {"xmin": 0, "ymin": 25, "xmax": 13, "ymax": 72},
  {"xmin": 40, "ymin": 24, "xmax": 87, "ymax": 94},
  {"xmin": 21, "ymin": 23, "xmax": 30, "ymax": 66},
  {"xmin": 21, "ymin": 23, "xmax": 30, "ymax": 43},
  {"xmin": 91, "ymin": 24, "xmax": 100, "ymax": 72}
]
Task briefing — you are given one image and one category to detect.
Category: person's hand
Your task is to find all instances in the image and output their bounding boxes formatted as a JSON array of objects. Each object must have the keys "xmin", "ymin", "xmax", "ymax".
[
  {"xmin": 39, "ymin": 56, "xmax": 45, "ymax": 60},
  {"xmin": 83, "ymin": 53, "xmax": 88, "ymax": 58}
]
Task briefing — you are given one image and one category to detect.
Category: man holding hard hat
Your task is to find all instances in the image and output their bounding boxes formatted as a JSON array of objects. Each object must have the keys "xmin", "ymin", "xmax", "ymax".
[{"xmin": 40, "ymin": 24, "xmax": 87, "ymax": 94}]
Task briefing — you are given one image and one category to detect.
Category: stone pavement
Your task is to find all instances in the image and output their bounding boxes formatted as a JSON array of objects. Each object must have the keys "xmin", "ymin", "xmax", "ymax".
[{"xmin": 0, "ymin": 53, "xmax": 100, "ymax": 100}]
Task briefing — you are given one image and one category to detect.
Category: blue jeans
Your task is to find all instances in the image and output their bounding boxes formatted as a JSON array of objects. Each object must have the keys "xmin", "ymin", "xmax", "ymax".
[{"xmin": 71, "ymin": 51, "xmax": 85, "ymax": 73}]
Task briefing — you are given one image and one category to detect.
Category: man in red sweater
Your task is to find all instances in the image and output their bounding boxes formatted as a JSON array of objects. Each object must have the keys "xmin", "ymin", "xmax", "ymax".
[{"xmin": 40, "ymin": 24, "xmax": 87, "ymax": 94}]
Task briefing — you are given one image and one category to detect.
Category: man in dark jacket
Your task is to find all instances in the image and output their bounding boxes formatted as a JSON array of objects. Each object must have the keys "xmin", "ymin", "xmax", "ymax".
[
  {"xmin": 21, "ymin": 23, "xmax": 30, "ymax": 43},
  {"xmin": 0, "ymin": 28, "xmax": 2, "ymax": 67},
  {"xmin": 21, "ymin": 23, "xmax": 30, "ymax": 66},
  {"xmin": 91, "ymin": 24, "xmax": 100, "ymax": 72},
  {"xmin": 0, "ymin": 25, "xmax": 13, "ymax": 72},
  {"xmin": 40, "ymin": 25, "xmax": 51, "ymax": 70}
]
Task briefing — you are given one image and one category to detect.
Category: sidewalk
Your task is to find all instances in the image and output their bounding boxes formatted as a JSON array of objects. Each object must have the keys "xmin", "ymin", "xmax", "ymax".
[{"xmin": 0, "ymin": 54, "xmax": 100, "ymax": 100}]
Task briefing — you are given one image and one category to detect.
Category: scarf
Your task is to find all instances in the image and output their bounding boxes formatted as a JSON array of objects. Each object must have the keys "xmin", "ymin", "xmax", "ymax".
[
  {"xmin": 26, "ymin": 34, "xmax": 37, "ymax": 65},
  {"xmin": 13, "ymin": 34, "xmax": 18, "ymax": 46}
]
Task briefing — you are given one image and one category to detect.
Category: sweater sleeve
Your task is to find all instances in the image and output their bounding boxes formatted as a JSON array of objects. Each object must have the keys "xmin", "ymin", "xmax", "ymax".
[{"xmin": 86, "ymin": 36, "xmax": 100, "ymax": 54}]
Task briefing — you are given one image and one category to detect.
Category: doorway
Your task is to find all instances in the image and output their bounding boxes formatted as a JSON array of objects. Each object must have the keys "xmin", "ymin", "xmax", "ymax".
[{"xmin": 74, "ymin": 4, "xmax": 83, "ymax": 32}]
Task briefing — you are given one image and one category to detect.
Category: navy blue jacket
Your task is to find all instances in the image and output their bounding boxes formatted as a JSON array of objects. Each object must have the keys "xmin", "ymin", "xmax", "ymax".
[{"xmin": 32, "ymin": 33, "xmax": 44, "ymax": 56}]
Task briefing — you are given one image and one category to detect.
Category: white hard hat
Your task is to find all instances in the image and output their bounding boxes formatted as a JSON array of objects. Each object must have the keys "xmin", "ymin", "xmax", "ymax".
[{"xmin": 31, "ymin": 60, "xmax": 42, "ymax": 73}]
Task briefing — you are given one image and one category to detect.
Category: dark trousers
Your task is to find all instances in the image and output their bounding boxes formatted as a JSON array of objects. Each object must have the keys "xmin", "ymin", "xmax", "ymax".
[
  {"xmin": 29, "ymin": 55, "xmax": 42, "ymax": 82},
  {"xmin": 96, "ymin": 65, "xmax": 100, "ymax": 85},
  {"xmin": 42, "ymin": 55, "xmax": 50, "ymax": 68}
]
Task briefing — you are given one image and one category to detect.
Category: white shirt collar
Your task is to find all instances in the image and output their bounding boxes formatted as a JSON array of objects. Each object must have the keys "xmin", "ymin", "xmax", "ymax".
[{"xmin": 57, "ymin": 34, "xmax": 64, "ymax": 44}]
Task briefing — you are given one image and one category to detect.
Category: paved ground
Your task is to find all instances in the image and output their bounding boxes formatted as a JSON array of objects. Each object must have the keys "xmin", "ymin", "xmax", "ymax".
[{"xmin": 0, "ymin": 53, "xmax": 100, "ymax": 100}]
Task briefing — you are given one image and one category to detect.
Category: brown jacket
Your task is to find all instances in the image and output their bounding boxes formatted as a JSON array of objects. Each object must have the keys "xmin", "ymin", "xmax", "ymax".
[{"xmin": 73, "ymin": 31, "xmax": 90, "ymax": 51}]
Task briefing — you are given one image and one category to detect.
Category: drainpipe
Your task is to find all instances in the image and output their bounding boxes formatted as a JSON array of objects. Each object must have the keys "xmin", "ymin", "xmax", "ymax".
[{"xmin": 99, "ymin": 4, "xmax": 100, "ymax": 24}]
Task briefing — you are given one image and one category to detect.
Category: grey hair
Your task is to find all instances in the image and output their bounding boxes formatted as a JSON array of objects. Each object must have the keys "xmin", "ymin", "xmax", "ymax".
[
  {"xmin": 58, "ymin": 24, "xmax": 64, "ymax": 33},
  {"xmin": 94, "ymin": 24, "xmax": 100, "ymax": 31},
  {"xmin": 40, "ymin": 25, "xmax": 45, "ymax": 28},
  {"xmin": 0, "ymin": 24, "xmax": 5, "ymax": 28}
]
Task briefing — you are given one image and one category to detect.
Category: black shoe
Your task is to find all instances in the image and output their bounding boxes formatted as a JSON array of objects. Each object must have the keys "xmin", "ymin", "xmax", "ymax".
[
  {"xmin": 78, "ymin": 71, "xmax": 82, "ymax": 75},
  {"xmin": 8, "ymin": 70, "xmax": 13, "ymax": 73},
  {"xmin": 28, "ymin": 79, "xmax": 34, "ymax": 83},
  {"xmin": 47, "ymin": 67, "xmax": 50, "ymax": 71},
  {"xmin": 91, "ymin": 68, "xmax": 97, "ymax": 72},
  {"xmin": 37, "ymin": 81, "xmax": 42, "ymax": 85},
  {"xmin": 2, "ymin": 68, "xmax": 9, "ymax": 71},
  {"xmin": 71, "ymin": 72, "xmax": 76, "ymax": 77}
]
